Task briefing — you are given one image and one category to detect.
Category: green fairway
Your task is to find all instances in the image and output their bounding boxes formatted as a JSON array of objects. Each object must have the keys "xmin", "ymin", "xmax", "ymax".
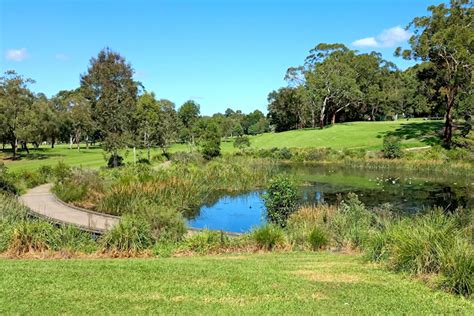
[
  {"xmin": 1, "ymin": 120, "xmax": 442, "ymax": 171},
  {"xmin": 249, "ymin": 119, "xmax": 442, "ymax": 150},
  {"xmin": 0, "ymin": 252, "xmax": 472, "ymax": 314}
]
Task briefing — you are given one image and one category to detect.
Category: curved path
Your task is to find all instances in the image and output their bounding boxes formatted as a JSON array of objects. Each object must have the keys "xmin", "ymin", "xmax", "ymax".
[{"xmin": 19, "ymin": 184, "xmax": 119, "ymax": 233}]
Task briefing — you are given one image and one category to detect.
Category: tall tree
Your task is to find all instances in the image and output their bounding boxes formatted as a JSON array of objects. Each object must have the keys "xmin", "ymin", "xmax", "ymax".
[
  {"xmin": 178, "ymin": 100, "xmax": 200, "ymax": 144},
  {"xmin": 80, "ymin": 48, "xmax": 138, "ymax": 166},
  {"xmin": 0, "ymin": 70, "xmax": 35, "ymax": 158},
  {"xmin": 396, "ymin": 0, "xmax": 473, "ymax": 146}
]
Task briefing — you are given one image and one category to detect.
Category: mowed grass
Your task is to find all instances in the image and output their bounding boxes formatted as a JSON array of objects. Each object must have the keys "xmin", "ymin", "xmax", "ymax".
[
  {"xmin": 1, "ymin": 120, "xmax": 442, "ymax": 171},
  {"xmin": 1, "ymin": 252, "xmax": 472, "ymax": 314},
  {"xmin": 249, "ymin": 119, "xmax": 442, "ymax": 150}
]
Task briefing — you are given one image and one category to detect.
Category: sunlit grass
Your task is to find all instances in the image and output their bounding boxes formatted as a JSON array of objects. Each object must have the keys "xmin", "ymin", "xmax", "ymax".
[
  {"xmin": 0, "ymin": 252, "xmax": 472, "ymax": 314},
  {"xmin": 1, "ymin": 120, "xmax": 442, "ymax": 171}
]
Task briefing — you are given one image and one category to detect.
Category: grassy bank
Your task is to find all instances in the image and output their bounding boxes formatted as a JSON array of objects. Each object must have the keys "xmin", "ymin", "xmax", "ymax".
[
  {"xmin": 1, "ymin": 120, "xmax": 443, "ymax": 171},
  {"xmin": 1, "ymin": 252, "xmax": 473, "ymax": 314}
]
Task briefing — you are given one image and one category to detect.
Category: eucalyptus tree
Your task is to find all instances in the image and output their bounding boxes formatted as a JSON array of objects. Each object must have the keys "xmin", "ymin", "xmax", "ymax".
[
  {"xmin": 80, "ymin": 48, "xmax": 138, "ymax": 166},
  {"xmin": 0, "ymin": 70, "xmax": 35, "ymax": 158},
  {"xmin": 396, "ymin": 0, "xmax": 473, "ymax": 146},
  {"xmin": 304, "ymin": 44, "xmax": 361, "ymax": 127}
]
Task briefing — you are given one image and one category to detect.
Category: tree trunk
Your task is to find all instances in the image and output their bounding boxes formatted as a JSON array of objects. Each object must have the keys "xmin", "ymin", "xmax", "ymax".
[
  {"xmin": 76, "ymin": 131, "xmax": 81, "ymax": 152},
  {"xmin": 331, "ymin": 112, "xmax": 336, "ymax": 125},
  {"xmin": 11, "ymin": 139, "xmax": 17, "ymax": 159},
  {"xmin": 22, "ymin": 142, "xmax": 30, "ymax": 155},
  {"xmin": 443, "ymin": 87, "xmax": 456, "ymax": 148},
  {"xmin": 113, "ymin": 151, "xmax": 118, "ymax": 168},
  {"xmin": 319, "ymin": 97, "xmax": 327, "ymax": 129},
  {"xmin": 86, "ymin": 135, "xmax": 89, "ymax": 149},
  {"xmin": 69, "ymin": 135, "xmax": 73, "ymax": 149},
  {"xmin": 51, "ymin": 137, "xmax": 55, "ymax": 148}
]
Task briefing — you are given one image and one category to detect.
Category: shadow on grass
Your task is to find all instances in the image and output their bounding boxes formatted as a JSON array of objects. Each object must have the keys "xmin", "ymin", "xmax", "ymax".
[{"xmin": 382, "ymin": 121, "xmax": 443, "ymax": 146}]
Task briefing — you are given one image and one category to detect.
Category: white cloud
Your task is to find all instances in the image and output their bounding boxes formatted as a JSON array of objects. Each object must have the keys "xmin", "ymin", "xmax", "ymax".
[
  {"xmin": 55, "ymin": 53, "xmax": 69, "ymax": 61},
  {"xmin": 352, "ymin": 37, "xmax": 378, "ymax": 48},
  {"xmin": 352, "ymin": 26, "xmax": 411, "ymax": 48},
  {"xmin": 5, "ymin": 48, "xmax": 28, "ymax": 61}
]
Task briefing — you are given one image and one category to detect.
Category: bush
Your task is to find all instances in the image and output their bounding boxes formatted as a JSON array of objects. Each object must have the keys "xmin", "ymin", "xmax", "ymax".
[
  {"xmin": 181, "ymin": 230, "xmax": 231, "ymax": 253},
  {"xmin": 0, "ymin": 173, "xmax": 17, "ymax": 195},
  {"xmin": 440, "ymin": 239, "xmax": 474, "ymax": 297},
  {"xmin": 143, "ymin": 205, "xmax": 187, "ymax": 242},
  {"xmin": 308, "ymin": 226, "xmax": 329, "ymax": 250},
  {"xmin": 107, "ymin": 154, "xmax": 124, "ymax": 168},
  {"xmin": 233, "ymin": 136, "xmax": 250, "ymax": 149},
  {"xmin": 201, "ymin": 140, "xmax": 221, "ymax": 160},
  {"xmin": 100, "ymin": 215, "xmax": 154, "ymax": 255},
  {"xmin": 8, "ymin": 220, "xmax": 59, "ymax": 255},
  {"xmin": 250, "ymin": 224, "xmax": 285, "ymax": 250},
  {"xmin": 383, "ymin": 135, "xmax": 403, "ymax": 159},
  {"xmin": 263, "ymin": 176, "xmax": 298, "ymax": 227},
  {"xmin": 330, "ymin": 193, "xmax": 373, "ymax": 248}
]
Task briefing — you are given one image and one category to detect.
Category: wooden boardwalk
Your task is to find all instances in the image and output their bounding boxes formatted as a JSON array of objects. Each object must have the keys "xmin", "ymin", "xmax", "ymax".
[{"xmin": 19, "ymin": 184, "xmax": 119, "ymax": 233}]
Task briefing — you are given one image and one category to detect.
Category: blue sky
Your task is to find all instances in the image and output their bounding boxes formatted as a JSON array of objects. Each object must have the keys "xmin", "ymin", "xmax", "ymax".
[{"xmin": 1, "ymin": 0, "xmax": 441, "ymax": 115}]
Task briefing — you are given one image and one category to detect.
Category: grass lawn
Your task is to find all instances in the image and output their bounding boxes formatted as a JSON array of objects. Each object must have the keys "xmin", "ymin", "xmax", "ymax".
[
  {"xmin": 0, "ymin": 252, "xmax": 472, "ymax": 314},
  {"xmin": 1, "ymin": 120, "xmax": 442, "ymax": 171}
]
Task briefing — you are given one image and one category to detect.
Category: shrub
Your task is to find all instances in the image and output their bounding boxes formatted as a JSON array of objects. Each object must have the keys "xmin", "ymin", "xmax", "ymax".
[
  {"xmin": 383, "ymin": 135, "xmax": 403, "ymax": 159},
  {"xmin": 201, "ymin": 140, "xmax": 221, "ymax": 160},
  {"xmin": 250, "ymin": 224, "xmax": 285, "ymax": 250},
  {"xmin": 8, "ymin": 220, "xmax": 59, "ymax": 255},
  {"xmin": 263, "ymin": 176, "xmax": 298, "ymax": 227},
  {"xmin": 57, "ymin": 225, "xmax": 97, "ymax": 254},
  {"xmin": 330, "ymin": 193, "xmax": 374, "ymax": 248},
  {"xmin": 52, "ymin": 161, "xmax": 72, "ymax": 182},
  {"xmin": 0, "ymin": 193, "xmax": 29, "ymax": 223},
  {"xmin": 107, "ymin": 154, "xmax": 124, "ymax": 168},
  {"xmin": 439, "ymin": 239, "xmax": 474, "ymax": 297},
  {"xmin": 181, "ymin": 230, "xmax": 231, "ymax": 253},
  {"xmin": 170, "ymin": 151, "xmax": 204, "ymax": 164},
  {"xmin": 53, "ymin": 168, "xmax": 104, "ymax": 205},
  {"xmin": 233, "ymin": 136, "xmax": 250, "ymax": 149},
  {"xmin": 308, "ymin": 226, "xmax": 329, "ymax": 250},
  {"xmin": 143, "ymin": 205, "xmax": 187, "ymax": 242},
  {"xmin": 100, "ymin": 215, "xmax": 154, "ymax": 255},
  {"xmin": 274, "ymin": 147, "xmax": 292, "ymax": 160}
]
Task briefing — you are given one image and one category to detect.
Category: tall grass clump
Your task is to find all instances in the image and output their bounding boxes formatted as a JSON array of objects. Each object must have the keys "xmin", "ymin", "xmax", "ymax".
[
  {"xmin": 250, "ymin": 224, "xmax": 286, "ymax": 250},
  {"xmin": 286, "ymin": 205, "xmax": 336, "ymax": 250},
  {"xmin": 363, "ymin": 209, "xmax": 473, "ymax": 297},
  {"xmin": 330, "ymin": 193, "xmax": 374, "ymax": 248},
  {"xmin": 180, "ymin": 230, "xmax": 232, "ymax": 254},
  {"xmin": 100, "ymin": 215, "xmax": 154, "ymax": 256}
]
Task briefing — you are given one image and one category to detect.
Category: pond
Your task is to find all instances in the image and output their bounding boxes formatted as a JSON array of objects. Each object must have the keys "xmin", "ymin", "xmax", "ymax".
[{"xmin": 187, "ymin": 164, "xmax": 473, "ymax": 233}]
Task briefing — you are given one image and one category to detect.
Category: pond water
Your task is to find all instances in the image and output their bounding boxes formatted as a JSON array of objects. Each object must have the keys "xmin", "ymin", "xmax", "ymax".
[{"xmin": 187, "ymin": 164, "xmax": 473, "ymax": 233}]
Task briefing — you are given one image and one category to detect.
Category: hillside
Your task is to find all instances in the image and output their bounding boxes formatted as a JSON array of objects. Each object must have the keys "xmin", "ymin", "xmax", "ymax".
[{"xmin": 1, "ymin": 120, "xmax": 442, "ymax": 171}]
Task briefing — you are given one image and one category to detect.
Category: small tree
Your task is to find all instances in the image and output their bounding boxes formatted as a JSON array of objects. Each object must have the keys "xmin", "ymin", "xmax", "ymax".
[
  {"xmin": 80, "ymin": 48, "xmax": 138, "ymax": 167},
  {"xmin": 201, "ymin": 122, "xmax": 221, "ymax": 160},
  {"xmin": 264, "ymin": 176, "xmax": 299, "ymax": 227},
  {"xmin": 383, "ymin": 135, "xmax": 403, "ymax": 159},
  {"xmin": 233, "ymin": 135, "xmax": 250, "ymax": 149}
]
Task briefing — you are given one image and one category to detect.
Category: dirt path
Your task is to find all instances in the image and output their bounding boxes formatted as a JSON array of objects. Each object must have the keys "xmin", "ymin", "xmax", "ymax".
[{"xmin": 19, "ymin": 184, "xmax": 119, "ymax": 233}]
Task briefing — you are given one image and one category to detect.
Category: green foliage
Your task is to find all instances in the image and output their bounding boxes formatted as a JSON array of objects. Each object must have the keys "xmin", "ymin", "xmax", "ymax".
[
  {"xmin": 107, "ymin": 154, "xmax": 124, "ymax": 168},
  {"xmin": 52, "ymin": 168, "xmax": 103, "ymax": 203},
  {"xmin": 233, "ymin": 136, "xmax": 250, "ymax": 149},
  {"xmin": 330, "ymin": 193, "xmax": 374, "ymax": 248},
  {"xmin": 9, "ymin": 220, "xmax": 59, "ymax": 254},
  {"xmin": 100, "ymin": 215, "xmax": 154, "ymax": 255},
  {"xmin": 308, "ymin": 226, "xmax": 329, "ymax": 250},
  {"xmin": 263, "ymin": 176, "xmax": 298, "ymax": 227},
  {"xmin": 439, "ymin": 239, "xmax": 474, "ymax": 297},
  {"xmin": 181, "ymin": 230, "xmax": 231, "ymax": 253},
  {"xmin": 201, "ymin": 140, "xmax": 221, "ymax": 160},
  {"xmin": 250, "ymin": 224, "xmax": 285, "ymax": 250},
  {"xmin": 383, "ymin": 135, "xmax": 403, "ymax": 159}
]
